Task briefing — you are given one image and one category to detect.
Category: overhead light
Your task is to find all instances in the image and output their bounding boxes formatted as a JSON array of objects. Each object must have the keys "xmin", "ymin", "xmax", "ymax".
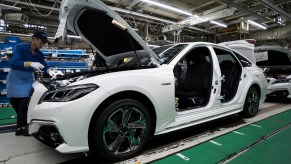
[
  {"xmin": 147, "ymin": 44, "xmax": 160, "ymax": 48},
  {"xmin": 0, "ymin": 32, "xmax": 31, "ymax": 37},
  {"xmin": 247, "ymin": 20, "xmax": 267, "ymax": 30},
  {"xmin": 0, "ymin": 3, "xmax": 21, "ymax": 11},
  {"xmin": 110, "ymin": 7, "xmax": 212, "ymax": 33},
  {"xmin": 0, "ymin": 32, "xmax": 54, "ymax": 41},
  {"xmin": 210, "ymin": 20, "xmax": 227, "ymax": 28},
  {"xmin": 139, "ymin": 0, "xmax": 194, "ymax": 17},
  {"xmin": 67, "ymin": 35, "xmax": 81, "ymax": 39},
  {"xmin": 110, "ymin": 6, "xmax": 175, "ymax": 24}
]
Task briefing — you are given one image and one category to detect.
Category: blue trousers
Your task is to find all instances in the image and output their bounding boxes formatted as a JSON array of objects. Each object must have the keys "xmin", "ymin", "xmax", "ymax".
[{"xmin": 10, "ymin": 97, "xmax": 30, "ymax": 127}]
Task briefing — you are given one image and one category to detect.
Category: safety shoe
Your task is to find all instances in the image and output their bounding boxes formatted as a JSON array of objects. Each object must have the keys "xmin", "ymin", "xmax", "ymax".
[{"xmin": 15, "ymin": 126, "xmax": 31, "ymax": 136}]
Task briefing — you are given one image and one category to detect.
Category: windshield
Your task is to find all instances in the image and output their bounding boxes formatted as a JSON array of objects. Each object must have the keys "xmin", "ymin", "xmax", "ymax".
[
  {"xmin": 159, "ymin": 44, "xmax": 188, "ymax": 63},
  {"xmin": 116, "ymin": 44, "xmax": 188, "ymax": 67},
  {"xmin": 152, "ymin": 45, "xmax": 174, "ymax": 54}
]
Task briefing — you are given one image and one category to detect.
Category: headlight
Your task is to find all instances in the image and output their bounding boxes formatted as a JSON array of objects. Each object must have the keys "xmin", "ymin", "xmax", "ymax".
[{"xmin": 38, "ymin": 84, "xmax": 99, "ymax": 104}]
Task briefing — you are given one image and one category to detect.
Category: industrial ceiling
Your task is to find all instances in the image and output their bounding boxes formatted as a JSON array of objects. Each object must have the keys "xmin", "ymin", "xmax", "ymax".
[{"xmin": 0, "ymin": 0, "xmax": 291, "ymax": 47}]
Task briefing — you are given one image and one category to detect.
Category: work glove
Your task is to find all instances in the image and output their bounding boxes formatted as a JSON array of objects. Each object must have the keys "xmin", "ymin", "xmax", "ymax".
[
  {"xmin": 30, "ymin": 62, "xmax": 44, "ymax": 70},
  {"xmin": 48, "ymin": 69, "xmax": 64, "ymax": 79}
]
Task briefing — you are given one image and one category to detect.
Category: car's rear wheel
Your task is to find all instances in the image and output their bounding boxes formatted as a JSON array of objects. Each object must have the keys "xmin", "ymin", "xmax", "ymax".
[
  {"xmin": 241, "ymin": 87, "xmax": 260, "ymax": 118},
  {"xmin": 93, "ymin": 99, "xmax": 151, "ymax": 162}
]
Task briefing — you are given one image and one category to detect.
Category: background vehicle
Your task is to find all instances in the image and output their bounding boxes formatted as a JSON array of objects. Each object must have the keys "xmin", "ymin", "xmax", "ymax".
[
  {"xmin": 255, "ymin": 45, "xmax": 291, "ymax": 99},
  {"xmin": 267, "ymin": 75, "xmax": 291, "ymax": 99}
]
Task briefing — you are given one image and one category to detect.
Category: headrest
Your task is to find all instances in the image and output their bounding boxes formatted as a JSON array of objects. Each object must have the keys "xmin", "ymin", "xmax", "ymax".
[
  {"xmin": 220, "ymin": 60, "xmax": 233, "ymax": 68},
  {"xmin": 188, "ymin": 54, "xmax": 207, "ymax": 64}
]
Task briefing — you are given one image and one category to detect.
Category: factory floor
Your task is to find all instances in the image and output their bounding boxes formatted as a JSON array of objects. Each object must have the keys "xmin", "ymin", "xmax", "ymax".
[
  {"xmin": 153, "ymin": 109, "xmax": 291, "ymax": 164},
  {"xmin": 0, "ymin": 102, "xmax": 291, "ymax": 164}
]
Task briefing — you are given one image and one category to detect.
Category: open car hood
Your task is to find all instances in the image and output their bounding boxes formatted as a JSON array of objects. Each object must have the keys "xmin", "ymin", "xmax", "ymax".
[{"xmin": 56, "ymin": 0, "xmax": 161, "ymax": 65}]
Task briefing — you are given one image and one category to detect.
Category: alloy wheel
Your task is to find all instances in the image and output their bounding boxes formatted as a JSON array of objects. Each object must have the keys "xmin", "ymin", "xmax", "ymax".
[
  {"xmin": 102, "ymin": 105, "xmax": 148, "ymax": 155},
  {"xmin": 246, "ymin": 88, "xmax": 259, "ymax": 116}
]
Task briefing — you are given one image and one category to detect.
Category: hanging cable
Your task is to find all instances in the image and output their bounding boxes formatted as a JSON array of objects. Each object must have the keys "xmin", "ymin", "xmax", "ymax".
[
  {"xmin": 12, "ymin": 0, "xmax": 20, "ymax": 7},
  {"xmin": 148, "ymin": 22, "xmax": 162, "ymax": 34},
  {"xmin": 136, "ymin": 17, "xmax": 146, "ymax": 29},
  {"xmin": 25, "ymin": 0, "xmax": 57, "ymax": 17},
  {"xmin": 125, "ymin": 14, "xmax": 137, "ymax": 28}
]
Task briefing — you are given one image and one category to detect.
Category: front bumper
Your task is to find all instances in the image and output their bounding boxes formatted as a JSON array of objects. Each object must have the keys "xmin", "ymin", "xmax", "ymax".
[
  {"xmin": 27, "ymin": 81, "xmax": 110, "ymax": 153},
  {"xmin": 29, "ymin": 120, "xmax": 90, "ymax": 153},
  {"xmin": 267, "ymin": 83, "xmax": 291, "ymax": 98},
  {"xmin": 30, "ymin": 121, "xmax": 65, "ymax": 148}
]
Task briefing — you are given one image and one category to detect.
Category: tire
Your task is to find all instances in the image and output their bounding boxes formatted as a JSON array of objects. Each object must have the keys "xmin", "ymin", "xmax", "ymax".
[
  {"xmin": 241, "ymin": 87, "xmax": 260, "ymax": 118},
  {"xmin": 93, "ymin": 99, "xmax": 151, "ymax": 162}
]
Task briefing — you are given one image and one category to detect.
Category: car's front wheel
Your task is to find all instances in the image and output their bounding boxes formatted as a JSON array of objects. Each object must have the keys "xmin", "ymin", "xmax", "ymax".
[
  {"xmin": 93, "ymin": 99, "xmax": 151, "ymax": 162},
  {"xmin": 241, "ymin": 87, "xmax": 260, "ymax": 118}
]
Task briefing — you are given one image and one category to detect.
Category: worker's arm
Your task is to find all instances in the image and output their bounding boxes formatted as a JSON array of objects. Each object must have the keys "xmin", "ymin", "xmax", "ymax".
[{"xmin": 10, "ymin": 44, "xmax": 31, "ymax": 70}]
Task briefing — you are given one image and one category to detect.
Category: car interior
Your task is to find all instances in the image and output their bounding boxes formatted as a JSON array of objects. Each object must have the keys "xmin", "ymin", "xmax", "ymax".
[
  {"xmin": 214, "ymin": 48, "xmax": 242, "ymax": 103},
  {"xmin": 174, "ymin": 47, "xmax": 213, "ymax": 110}
]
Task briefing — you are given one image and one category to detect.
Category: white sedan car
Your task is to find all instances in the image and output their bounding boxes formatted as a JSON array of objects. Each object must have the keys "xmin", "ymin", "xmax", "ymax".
[{"xmin": 27, "ymin": 0, "xmax": 268, "ymax": 162}]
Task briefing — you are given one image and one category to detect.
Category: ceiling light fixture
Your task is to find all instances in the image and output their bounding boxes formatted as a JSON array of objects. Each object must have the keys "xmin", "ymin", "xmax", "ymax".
[
  {"xmin": 0, "ymin": 32, "xmax": 55, "ymax": 40},
  {"xmin": 139, "ymin": 0, "xmax": 194, "ymax": 17},
  {"xmin": 67, "ymin": 35, "xmax": 82, "ymax": 39},
  {"xmin": 210, "ymin": 20, "xmax": 227, "ymax": 28},
  {"xmin": 110, "ymin": 7, "xmax": 212, "ymax": 34},
  {"xmin": 147, "ymin": 44, "xmax": 160, "ymax": 48},
  {"xmin": 0, "ymin": 3, "xmax": 21, "ymax": 11},
  {"xmin": 0, "ymin": 32, "xmax": 31, "ymax": 37},
  {"xmin": 110, "ymin": 6, "xmax": 175, "ymax": 24},
  {"xmin": 247, "ymin": 20, "xmax": 267, "ymax": 30}
]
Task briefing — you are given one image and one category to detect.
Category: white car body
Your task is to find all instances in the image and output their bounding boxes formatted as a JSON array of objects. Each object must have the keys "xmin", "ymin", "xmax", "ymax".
[
  {"xmin": 27, "ymin": 0, "xmax": 268, "ymax": 161},
  {"xmin": 267, "ymin": 77, "xmax": 276, "ymax": 87},
  {"xmin": 267, "ymin": 77, "xmax": 291, "ymax": 98}
]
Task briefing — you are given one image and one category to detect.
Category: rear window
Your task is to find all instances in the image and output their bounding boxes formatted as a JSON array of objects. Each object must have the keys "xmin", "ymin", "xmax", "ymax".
[
  {"xmin": 233, "ymin": 51, "xmax": 252, "ymax": 67},
  {"xmin": 256, "ymin": 50, "xmax": 291, "ymax": 66}
]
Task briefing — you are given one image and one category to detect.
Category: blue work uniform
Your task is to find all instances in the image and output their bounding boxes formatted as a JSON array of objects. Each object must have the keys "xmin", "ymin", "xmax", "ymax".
[{"xmin": 6, "ymin": 43, "xmax": 48, "ymax": 98}]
